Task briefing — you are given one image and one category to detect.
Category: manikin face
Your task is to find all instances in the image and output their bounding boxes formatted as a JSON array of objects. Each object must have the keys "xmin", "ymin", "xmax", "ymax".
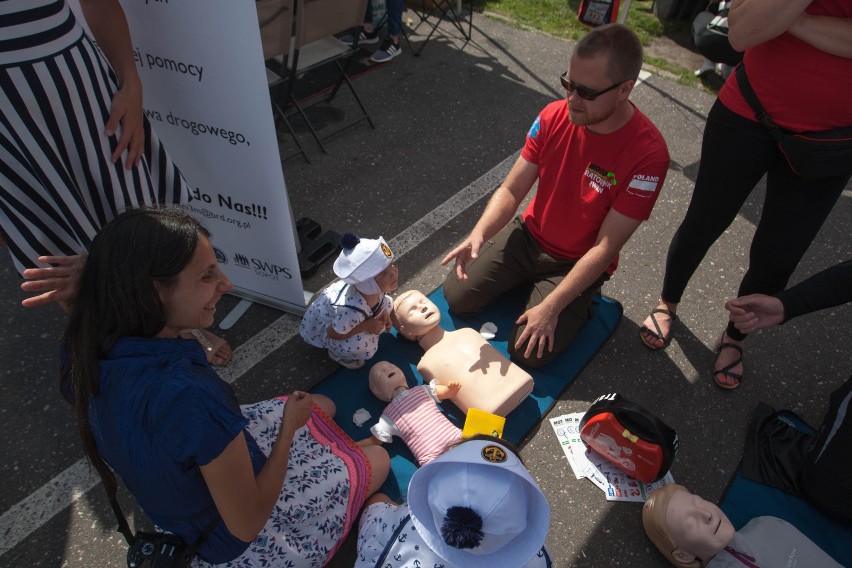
[
  {"xmin": 564, "ymin": 53, "xmax": 628, "ymax": 131},
  {"xmin": 666, "ymin": 490, "xmax": 736, "ymax": 563},
  {"xmin": 155, "ymin": 235, "xmax": 233, "ymax": 338},
  {"xmin": 393, "ymin": 290, "xmax": 441, "ymax": 339},
  {"xmin": 369, "ymin": 361, "xmax": 408, "ymax": 402}
]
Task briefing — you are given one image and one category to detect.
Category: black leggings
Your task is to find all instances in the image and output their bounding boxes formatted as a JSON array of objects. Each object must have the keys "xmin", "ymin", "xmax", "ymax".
[{"xmin": 661, "ymin": 101, "xmax": 850, "ymax": 341}]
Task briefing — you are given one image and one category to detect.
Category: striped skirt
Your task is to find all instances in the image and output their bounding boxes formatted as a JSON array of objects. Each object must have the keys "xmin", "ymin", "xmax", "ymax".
[{"xmin": 0, "ymin": 12, "xmax": 189, "ymax": 276}]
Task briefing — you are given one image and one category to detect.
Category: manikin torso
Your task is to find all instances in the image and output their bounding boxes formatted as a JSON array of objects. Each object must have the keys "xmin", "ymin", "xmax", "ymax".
[{"xmin": 417, "ymin": 327, "xmax": 533, "ymax": 416}]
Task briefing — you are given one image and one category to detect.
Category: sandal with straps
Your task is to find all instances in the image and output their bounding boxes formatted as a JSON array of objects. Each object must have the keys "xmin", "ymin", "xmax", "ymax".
[
  {"xmin": 713, "ymin": 342, "xmax": 743, "ymax": 390},
  {"xmin": 639, "ymin": 308, "xmax": 677, "ymax": 350}
]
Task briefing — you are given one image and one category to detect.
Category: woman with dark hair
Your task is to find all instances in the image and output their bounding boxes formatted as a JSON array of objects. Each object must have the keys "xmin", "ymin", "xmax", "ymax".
[{"xmin": 65, "ymin": 207, "xmax": 390, "ymax": 567}]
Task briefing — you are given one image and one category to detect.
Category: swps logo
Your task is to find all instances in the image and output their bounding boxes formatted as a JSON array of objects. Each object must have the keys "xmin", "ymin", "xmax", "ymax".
[{"xmin": 231, "ymin": 251, "xmax": 293, "ymax": 280}]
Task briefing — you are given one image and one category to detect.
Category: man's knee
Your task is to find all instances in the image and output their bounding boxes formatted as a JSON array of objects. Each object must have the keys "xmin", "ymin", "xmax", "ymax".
[{"xmin": 443, "ymin": 272, "xmax": 480, "ymax": 316}]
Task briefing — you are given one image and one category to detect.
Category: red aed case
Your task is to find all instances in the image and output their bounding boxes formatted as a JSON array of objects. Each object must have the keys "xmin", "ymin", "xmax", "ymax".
[
  {"xmin": 579, "ymin": 393, "xmax": 679, "ymax": 483},
  {"xmin": 577, "ymin": 0, "xmax": 621, "ymax": 27}
]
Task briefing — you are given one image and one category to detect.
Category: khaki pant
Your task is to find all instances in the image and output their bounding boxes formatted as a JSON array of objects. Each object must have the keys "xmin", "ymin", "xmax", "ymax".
[{"xmin": 444, "ymin": 217, "xmax": 608, "ymax": 368}]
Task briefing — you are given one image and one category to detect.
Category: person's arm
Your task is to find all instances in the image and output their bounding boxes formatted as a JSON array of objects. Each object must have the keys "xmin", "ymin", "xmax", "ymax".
[
  {"xmin": 78, "ymin": 0, "xmax": 144, "ymax": 167},
  {"xmin": 787, "ymin": 13, "xmax": 852, "ymax": 58},
  {"xmin": 326, "ymin": 308, "xmax": 386, "ymax": 340},
  {"xmin": 20, "ymin": 255, "xmax": 86, "ymax": 311},
  {"xmin": 727, "ymin": 0, "xmax": 812, "ymax": 51},
  {"xmin": 200, "ymin": 391, "xmax": 313, "ymax": 542},
  {"xmin": 440, "ymin": 157, "xmax": 538, "ymax": 280},
  {"xmin": 515, "ymin": 209, "xmax": 642, "ymax": 359},
  {"xmin": 726, "ymin": 259, "xmax": 852, "ymax": 333}
]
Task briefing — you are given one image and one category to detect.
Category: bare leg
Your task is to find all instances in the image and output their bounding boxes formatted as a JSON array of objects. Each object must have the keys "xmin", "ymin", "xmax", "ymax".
[
  {"xmin": 311, "ymin": 393, "xmax": 336, "ymax": 418},
  {"xmin": 361, "ymin": 445, "xmax": 390, "ymax": 496}
]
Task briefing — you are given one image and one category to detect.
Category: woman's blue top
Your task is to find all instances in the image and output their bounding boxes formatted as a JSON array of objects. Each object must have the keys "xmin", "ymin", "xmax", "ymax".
[{"xmin": 88, "ymin": 336, "xmax": 266, "ymax": 564}]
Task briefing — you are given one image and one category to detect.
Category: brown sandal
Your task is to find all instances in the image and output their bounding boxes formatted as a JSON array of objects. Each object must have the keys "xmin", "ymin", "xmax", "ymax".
[
  {"xmin": 713, "ymin": 342, "xmax": 742, "ymax": 390},
  {"xmin": 639, "ymin": 308, "xmax": 676, "ymax": 350}
]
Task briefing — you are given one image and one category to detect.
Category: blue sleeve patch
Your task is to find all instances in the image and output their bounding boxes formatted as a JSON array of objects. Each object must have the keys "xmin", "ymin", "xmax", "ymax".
[{"xmin": 528, "ymin": 115, "xmax": 541, "ymax": 139}]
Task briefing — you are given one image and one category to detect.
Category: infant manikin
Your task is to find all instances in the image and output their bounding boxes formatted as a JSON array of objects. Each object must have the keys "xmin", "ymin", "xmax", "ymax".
[{"xmin": 364, "ymin": 361, "xmax": 461, "ymax": 466}]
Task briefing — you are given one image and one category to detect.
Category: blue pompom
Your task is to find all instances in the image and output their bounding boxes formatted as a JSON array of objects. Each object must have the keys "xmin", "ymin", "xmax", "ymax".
[
  {"xmin": 440, "ymin": 506, "xmax": 483, "ymax": 550},
  {"xmin": 340, "ymin": 233, "xmax": 360, "ymax": 251}
]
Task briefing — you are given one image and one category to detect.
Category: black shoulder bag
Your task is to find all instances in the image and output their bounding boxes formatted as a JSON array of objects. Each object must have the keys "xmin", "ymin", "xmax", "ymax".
[
  {"xmin": 95, "ymin": 464, "xmax": 219, "ymax": 568},
  {"xmin": 735, "ymin": 62, "xmax": 852, "ymax": 180}
]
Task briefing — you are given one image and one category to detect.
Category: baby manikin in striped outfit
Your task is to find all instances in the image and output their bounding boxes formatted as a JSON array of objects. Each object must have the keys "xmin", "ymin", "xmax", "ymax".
[{"xmin": 362, "ymin": 361, "xmax": 461, "ymax": 466}]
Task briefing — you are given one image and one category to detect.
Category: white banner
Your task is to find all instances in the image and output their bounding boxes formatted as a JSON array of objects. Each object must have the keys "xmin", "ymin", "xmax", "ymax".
[{"xmin": 72, "ymin": 0, "xmax": 305, "ymax": 313}]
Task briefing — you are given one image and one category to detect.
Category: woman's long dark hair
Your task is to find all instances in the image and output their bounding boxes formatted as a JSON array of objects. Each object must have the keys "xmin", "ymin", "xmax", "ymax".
[{"xmin": 62, "ymin": 207, "xmax": 210, "ymax": 497}]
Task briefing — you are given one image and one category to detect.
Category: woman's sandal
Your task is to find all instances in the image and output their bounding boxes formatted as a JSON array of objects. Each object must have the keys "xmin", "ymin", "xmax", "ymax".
[
  {"xmin": 639, "ymin": 308, "xmax": 677, "ymax": 350},
  {"xmin": 713, "ymin": 342, "xmax": 743, "ymax": 390},
  {"xmin": 185, "ymin": 329, "xmax": 232, "ymax": 367}
]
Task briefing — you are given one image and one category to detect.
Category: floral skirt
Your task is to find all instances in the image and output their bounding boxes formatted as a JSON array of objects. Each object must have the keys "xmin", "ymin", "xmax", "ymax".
[{"xmin": 196, "ymin": 396, "xmax": 370, "ymax": 568}]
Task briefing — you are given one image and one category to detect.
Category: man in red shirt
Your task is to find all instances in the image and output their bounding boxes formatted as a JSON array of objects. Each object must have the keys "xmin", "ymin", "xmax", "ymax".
[{"xmin": 442, "ymin": 24, "xmax": 670, "ymax": 368}]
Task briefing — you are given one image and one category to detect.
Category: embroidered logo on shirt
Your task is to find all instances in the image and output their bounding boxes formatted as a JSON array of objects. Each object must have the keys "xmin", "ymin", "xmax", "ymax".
[
  {"xmin": 626, "ymin": 174, "xmax": 659, "ymax": 197},
  {"xmin": 528, "ymin": 116, "xmax": 541, "ymax": 139},
  {"xmin": 584, "ymin": 163, "xmax": 616, "ymax": 194}
]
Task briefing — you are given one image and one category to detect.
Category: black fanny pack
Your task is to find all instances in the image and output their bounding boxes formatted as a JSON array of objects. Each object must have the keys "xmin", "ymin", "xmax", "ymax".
[{"xmin": 735, "ymin": 63, "xmax": 852, "ymax": 180}]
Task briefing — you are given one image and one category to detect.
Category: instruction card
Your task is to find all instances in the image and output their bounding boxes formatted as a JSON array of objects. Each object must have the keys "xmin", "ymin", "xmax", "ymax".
[{"xmin": 550, "ymin": 412, "xmax": 675, "ymax": 502}]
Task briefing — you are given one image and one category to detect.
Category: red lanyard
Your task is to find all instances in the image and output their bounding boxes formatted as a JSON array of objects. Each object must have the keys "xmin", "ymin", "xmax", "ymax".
[{"xmin": 724, "ymin": 546, "xmax": 760, "ymax": 568}]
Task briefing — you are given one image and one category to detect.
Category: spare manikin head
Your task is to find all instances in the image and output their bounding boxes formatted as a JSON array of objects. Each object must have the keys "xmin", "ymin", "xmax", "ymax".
[
  {"xmin": 642, "ymin": 484, "xmax": 736, "ymax": 568},
  {"xmin": 391, "ymin": 290, "xmax": 441, "ymax": 341},
  {"xmin": 369, "ymin": 361, "xmax": 409, "ymax": 402}
]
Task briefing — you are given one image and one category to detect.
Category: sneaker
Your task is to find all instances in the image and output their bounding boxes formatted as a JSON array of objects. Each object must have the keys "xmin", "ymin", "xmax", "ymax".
[
  {"xmin": 340, "ymin": 28, "xmax": 379, "ymax": 47},
  {"xmin": 370, "ymin": 38, "xmax": 402, "ymax": 63},
  {"xmin": 328, "ymin": 349, "xmax": 365, "ymax": 369}
]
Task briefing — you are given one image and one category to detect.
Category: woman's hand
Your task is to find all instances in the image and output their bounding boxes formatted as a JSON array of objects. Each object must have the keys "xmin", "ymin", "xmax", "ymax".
[
  {"xmin": 20, "ymin": 255, "xmax": 86, "ymax": 311},
  {"xmin": 281, "ymin": 391, "xmax": 313, "ymax": 435},
  {"xmin": 107, "ymin": 75, "xmax": 144, "ymax": 168}
]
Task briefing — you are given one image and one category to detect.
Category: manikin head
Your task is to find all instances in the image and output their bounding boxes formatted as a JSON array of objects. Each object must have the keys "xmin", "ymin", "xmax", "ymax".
[
  {"xmin": 368, "ymin": 361, "xmax": 409, "ymax": 402},
  {"xmin": 642, "ymin": 484, "xmax": 736, "ymax": 568},
  {"xmin": 391, "ymin": 290, "xmax": 441, "ymax": 341}
]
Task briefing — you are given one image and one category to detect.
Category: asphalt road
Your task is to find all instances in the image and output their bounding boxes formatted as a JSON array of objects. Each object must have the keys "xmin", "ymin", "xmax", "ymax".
[{"xmin": 1, "ymin": 11, "xmax": 850, "ymax": 568}]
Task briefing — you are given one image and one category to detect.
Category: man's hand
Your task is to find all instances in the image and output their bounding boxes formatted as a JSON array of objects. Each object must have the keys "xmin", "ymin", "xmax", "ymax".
[
  {"xmin": 725, "ymin": 294, "xmax": 785, "ymax": 334},
  {"xmin": 106, "ymin": 77, "xmax": 144, "ymax": 168},
  {"xmin": 440, "ymin": 235, "xmax": 484, "ymax": 281},
  {"xmin": 20, "ymin": 255, "xmax": 86, "ymax": 309},
  {"xmin": 514, "ymin": 302, "xmax": 557, "ymax": 360}
]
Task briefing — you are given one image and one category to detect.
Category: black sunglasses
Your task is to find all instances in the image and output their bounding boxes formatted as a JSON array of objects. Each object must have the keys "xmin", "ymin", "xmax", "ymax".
[{"xmin": 560, "ymin": 72, "xmax": 624, "ymax": 101}]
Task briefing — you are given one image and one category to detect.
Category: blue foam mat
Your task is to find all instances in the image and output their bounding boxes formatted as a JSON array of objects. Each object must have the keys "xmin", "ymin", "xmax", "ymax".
[
  {"xmin": 719, "ymin": 410, "xmax": 852, "ymax": 567},
  {"xmin": 311, "ymin": 286, "xmax": 623, "ymax": 501}
]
